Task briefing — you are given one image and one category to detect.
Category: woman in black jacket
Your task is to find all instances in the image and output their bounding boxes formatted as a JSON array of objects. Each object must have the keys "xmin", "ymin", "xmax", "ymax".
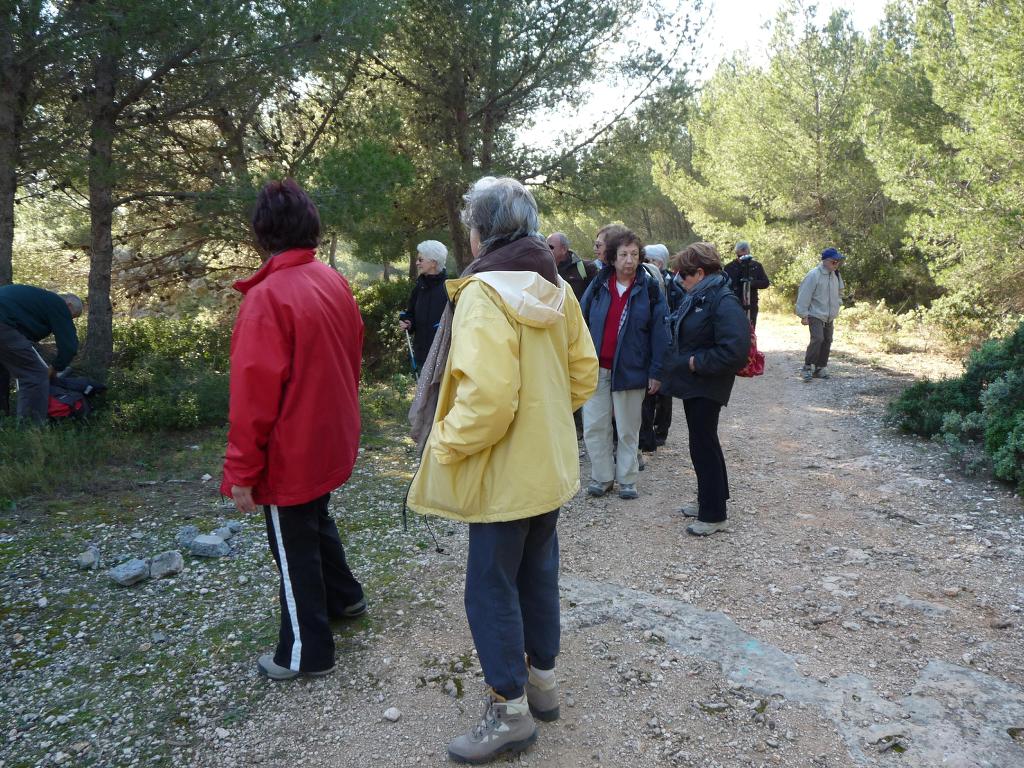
[
  {"xmin": 399, "ymin": 240, "xmax": 449, "ymax": 368},
  {"xmin": 662, "ymin": 243, "xmax": 750, "ymax": 536}
]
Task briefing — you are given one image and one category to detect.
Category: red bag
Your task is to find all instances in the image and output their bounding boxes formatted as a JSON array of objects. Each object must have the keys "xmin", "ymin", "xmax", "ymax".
[{"xmin": 737, "ymin": 322, "xmax": 764, "ymax": 377}]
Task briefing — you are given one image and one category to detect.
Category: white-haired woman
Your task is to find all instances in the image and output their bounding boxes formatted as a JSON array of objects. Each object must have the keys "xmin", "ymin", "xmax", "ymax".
[
  {"xmin": 407, "ymin": 177, "xmax": 598, "ymax": 764},
  {"xmin": 398, "ymin": 239, "xmax": 449, "ymax": 369}
]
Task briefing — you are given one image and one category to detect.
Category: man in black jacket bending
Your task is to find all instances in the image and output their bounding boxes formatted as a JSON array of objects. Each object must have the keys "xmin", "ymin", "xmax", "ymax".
[
  {"xmin": 723, "ymin": 241, "xmax": 770, "ymax": 328},
  {"xmin": 0, "ymin": 284, "xmax": 83, "ymax": 423}
]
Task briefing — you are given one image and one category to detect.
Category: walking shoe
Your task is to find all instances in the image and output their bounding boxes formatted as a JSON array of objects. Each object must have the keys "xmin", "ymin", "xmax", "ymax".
[
  {"xmin": 686, "ymin": 521, "xmax": 728, "ymax": 537},
  {"xmin": 813, "ymin": 367, "xmax": 830, "ymax": 379},
  {"xmin": 256, "ymin": 653, "xmax": 334, "ymax": 681},
  {"xmin": 448, "ymin": 690, "xmax": 537, "ymax": 765},
  {"xmin": 525, "ymin": 667, "xmax": 560, "ymax": 722},
  {"xmin": 638, "ymin": 452, "xmax": 646, "ymax": 471},
  {"xmin": 587, "ymin": 480, "xmax": 614, "ymax": 497},
  {"xmin": 618, "ymin": 483, "xmax": 638, "ymax": 500},
  {"xmin": 341, "ymin": 597, "xmax": 367, "ymax": 618},
  {"xmin": 801, "ymin": 365, "xmax": 814, "ymax": 382},
  {"xmin": 677, "ymin": 504, "xmax": 698, "ymax": 518}
]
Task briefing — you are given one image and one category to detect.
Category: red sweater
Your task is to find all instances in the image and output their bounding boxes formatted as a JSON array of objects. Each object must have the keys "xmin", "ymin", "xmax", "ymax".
[
  {"xmin": 221, "ymin": 248, "xmax": 363, "ymax": 506},
  {"xmin": 598, "ymin": 277, "xmax": 632, "ymax": 369}
]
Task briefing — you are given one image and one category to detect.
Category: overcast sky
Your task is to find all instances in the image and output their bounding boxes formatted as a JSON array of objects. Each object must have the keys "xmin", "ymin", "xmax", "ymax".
[
  {"xmin": 702, "ymin": 0, "xmax": 890, "ymax": 72},
  {"xmin": 520, "ymin": 0, "xmax": 890, "ymax": 149}
]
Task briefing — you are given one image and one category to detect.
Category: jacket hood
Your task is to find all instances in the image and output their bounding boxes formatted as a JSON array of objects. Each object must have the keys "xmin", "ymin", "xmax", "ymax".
[{"xmin": 447, "ymin": 271, "xmax": 567, "ymax": 328}]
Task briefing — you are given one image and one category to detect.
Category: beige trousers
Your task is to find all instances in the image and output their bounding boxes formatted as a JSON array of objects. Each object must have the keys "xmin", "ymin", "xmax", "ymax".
[{"xmin": 583, "ymin": 368, "xmax": 645, "ymax": 486}]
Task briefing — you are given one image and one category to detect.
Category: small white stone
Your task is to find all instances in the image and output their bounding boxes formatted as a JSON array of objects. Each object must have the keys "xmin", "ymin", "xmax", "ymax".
[
  {"xmin": 215, "ymin": 727, "xmax": 229, "ymax": 739},
  {"xmin": 37, "ymin": 597, "xmax": 48, "ymax": 608},
  {"xmin": 383, "ymin": 707, "xmax": 401, "ymax": 722},
  {"xmin": 201, "ymin": 473, "xmax": 213, "ymax": 482}
]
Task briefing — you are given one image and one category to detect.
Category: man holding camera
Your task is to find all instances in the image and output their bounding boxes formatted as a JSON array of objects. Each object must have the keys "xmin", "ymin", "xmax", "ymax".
[{"xmin": 724, "ymin": 241, "xmax": 770, "ymax": 328}]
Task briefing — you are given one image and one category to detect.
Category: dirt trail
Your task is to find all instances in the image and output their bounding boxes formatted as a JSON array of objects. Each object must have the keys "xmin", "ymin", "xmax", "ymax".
[{"xmin": 200, "ymin": 315, "xmax": 1024, "ymax": 768}]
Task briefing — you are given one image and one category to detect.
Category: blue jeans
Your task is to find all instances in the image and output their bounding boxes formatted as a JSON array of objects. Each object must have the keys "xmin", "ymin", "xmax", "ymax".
[{"xmin": 465, "ymin": 509, "xmax": 560, "ymax": 700}]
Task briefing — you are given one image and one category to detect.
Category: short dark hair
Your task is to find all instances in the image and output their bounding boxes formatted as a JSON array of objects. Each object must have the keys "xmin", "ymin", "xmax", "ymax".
[
  {"xmin": 605, "ymin": 229, "xmax": 644, "ymax": 266},
  {"xmin": 252, "ymin": 178, "xmax": 320, "ymax": 254},
  {"xmin": 674, "ymin": 242, "xmax": 722, "ymax": 275}
]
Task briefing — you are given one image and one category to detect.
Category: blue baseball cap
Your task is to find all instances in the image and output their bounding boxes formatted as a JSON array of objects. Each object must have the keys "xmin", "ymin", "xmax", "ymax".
[{"xmin": 821, "ymin": 247, "xmax": 845, "ymax": 261}]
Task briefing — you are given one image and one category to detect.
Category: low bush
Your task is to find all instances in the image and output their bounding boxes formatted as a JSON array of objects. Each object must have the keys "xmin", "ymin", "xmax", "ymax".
[
  {"xmin": 841, "ymin": 300, "xmax": 903, "ymax": 351},
  {"xmin": 353, "ymin": 278, "xmax": 416, "ymax": 378},
  {"xmin": 889, "ymin": 320, "xmax": 1024, "ymax": 489},
  {"xmin": 108, "ymin": 314, "xmax": 232, "ymax": 431}
]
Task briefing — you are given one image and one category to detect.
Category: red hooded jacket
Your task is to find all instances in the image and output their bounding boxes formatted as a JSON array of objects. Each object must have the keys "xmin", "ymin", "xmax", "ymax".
[{"xmin": 221, "ymin": 248, "xmax": 363, "ymax": 506}]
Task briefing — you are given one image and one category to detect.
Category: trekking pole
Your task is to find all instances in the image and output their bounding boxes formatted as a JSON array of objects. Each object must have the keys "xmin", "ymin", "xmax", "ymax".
[{"xmin": 398, "ymin": 311, "xmax": 419, "ymax": 379}]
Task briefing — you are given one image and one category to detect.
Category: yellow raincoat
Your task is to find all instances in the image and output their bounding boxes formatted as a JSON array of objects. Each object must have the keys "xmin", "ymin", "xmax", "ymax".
[{"xmin": 407, "ymin": 271, "xmax": 598, "ymax": 523}]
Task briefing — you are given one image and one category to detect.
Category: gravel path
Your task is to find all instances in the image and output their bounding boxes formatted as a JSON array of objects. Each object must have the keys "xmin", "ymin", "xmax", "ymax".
[{"xmin": 4, "ymin": 315, "xmax": 1023, "ymax": 767}]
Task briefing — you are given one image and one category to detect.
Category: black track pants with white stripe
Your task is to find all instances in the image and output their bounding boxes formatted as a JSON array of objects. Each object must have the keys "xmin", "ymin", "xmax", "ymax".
[{"xmin": 263, "ymin": 493, "xmax": 364, "ymax": 673}]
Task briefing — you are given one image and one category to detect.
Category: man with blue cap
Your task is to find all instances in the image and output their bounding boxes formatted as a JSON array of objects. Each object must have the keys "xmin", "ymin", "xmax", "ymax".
[{"xmin": 795, "ymin": 247, "xmax": 846, "ymax": 382}]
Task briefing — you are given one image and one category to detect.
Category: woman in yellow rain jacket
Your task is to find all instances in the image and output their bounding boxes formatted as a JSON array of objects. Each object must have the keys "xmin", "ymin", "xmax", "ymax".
[{"xmin": 407, "ymin": 177, "xmax": 597, "ymax": 764}]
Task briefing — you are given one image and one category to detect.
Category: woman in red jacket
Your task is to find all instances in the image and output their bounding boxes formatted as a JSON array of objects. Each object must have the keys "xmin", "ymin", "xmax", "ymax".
[{"xmin": 222, "ymin": 179, "xmax": 365, "ymax": 680}]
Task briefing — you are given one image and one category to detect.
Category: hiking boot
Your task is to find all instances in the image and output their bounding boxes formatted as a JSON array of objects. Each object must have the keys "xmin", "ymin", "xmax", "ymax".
[
  {"xmin": 618, "ymin": 483, "xmax": 638, "ymax": 500},
  {"xmin": 677, "ymin": 504, "xmax": 698, "ymax": 518},
  {"xmin": 638, "ymin": 452, "xmax": 646, "ymax": 471},
  {"xmin": 525, "ymin": 668, "xmax": 559, "ymax": 722},
  {"xmin": 587, "ymin": 480, "xmax": 613, "ymax": 497},
  {"xmin": 801, "ymin": 365, "xmax": 814, "ymax": 382},
  {"xmin": 448, "ymin": 691, "xmax": 537, "ymax": 765},
  {"xmin": 813, "ymin": 367, "xmax": 830, "ymax": 379},
  {"xmin": 257, "ymin": 653, "xmax": 334, "ymax": 681},
  {"xmin": 686, "ymin": 521, "xmax": 728, "ymax": 537}
]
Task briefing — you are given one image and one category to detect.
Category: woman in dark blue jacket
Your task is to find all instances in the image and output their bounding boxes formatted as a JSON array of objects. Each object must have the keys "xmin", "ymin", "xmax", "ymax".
[
  {"xmin": 579, "ymin": 230, "xmax": 668, "ymax": 500},
  {"xmin": 662, "ymin": 243, "xmax": 750, "ymax": 535}
]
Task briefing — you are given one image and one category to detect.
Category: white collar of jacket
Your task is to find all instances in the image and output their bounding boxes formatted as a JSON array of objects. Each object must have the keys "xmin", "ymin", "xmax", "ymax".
[{"xmin": 446, "ymin": 271, "xmax": 567, "ymax": 329}]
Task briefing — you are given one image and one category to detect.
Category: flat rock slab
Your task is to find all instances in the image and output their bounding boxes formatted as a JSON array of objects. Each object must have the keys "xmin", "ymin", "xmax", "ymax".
[
  {"xmin": 562, "ymin": 576, "xmax": 1024, "ymax": 767},
  {"xmin": 189, "ymin": 535, "xmax": 230, "ymax": 558},
  {"xmin": 106, "ymin": 559, "xmax": 150, "ymax": 586}
]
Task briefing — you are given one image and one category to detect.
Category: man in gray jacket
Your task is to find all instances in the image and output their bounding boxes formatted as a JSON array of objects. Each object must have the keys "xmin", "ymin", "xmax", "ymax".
[{"xmin": 795, "ymin": 248, "xmax": 845, "ymax": 382}]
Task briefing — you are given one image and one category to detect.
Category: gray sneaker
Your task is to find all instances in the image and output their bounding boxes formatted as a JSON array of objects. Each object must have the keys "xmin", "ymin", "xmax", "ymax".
[
  {"xmin": 257, "ymin": 653, "xmax": 334, "ymax": 681},
  {"xmin": 678, "ymin": 505, "xmax": 698, "ymax": 518},
  {"xmin": 587, "ymin": 480, "xmax": 613, "ymax": 497},
  {"xmin": 686, "ymin": 521, "xmax": 728, "ymax": 537},
  {"xmin": 618, "ymin": 483, "xmax": 638, "ymax": 500},
  {"xmin": 801, "ymin": 365, "xmax": 814, "ymax": 382},
  {"xmin": 813, "ymin": 367, "xmax": 830, "ymax": 379},
  {"xmin": 525, "ymin": 669, "xmax": 559, "ymax": 722},
  {"xmin": 448, "ymin": 691, "xmax": 537, "ymax": 764},
  {"xmin": 340, "ymin": 597, "xmax": 367, "ymax": 618}
]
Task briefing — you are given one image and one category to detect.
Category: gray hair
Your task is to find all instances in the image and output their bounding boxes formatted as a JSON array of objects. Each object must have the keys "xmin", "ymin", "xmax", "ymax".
[
  {"xmin": 645, "ymin": 243, "xmax": 669, "ymax": 266},
  {"xmin": 416, "ymin": 240, "xmax": 448, "ymax": 266},
  {"xmin": 61, "ymin": 293, "xmax": 84, "ymax": 317},
  {"xmin": 735, "ymin": 240, "xmax": 750, "ymax": 253},
  {"xmin": 549, "ymin": 232, "xmax": 569, "ymax": 248},
  {"xmin": 461, "ymin": 177, "xmax": 540, "ymax": 252}
]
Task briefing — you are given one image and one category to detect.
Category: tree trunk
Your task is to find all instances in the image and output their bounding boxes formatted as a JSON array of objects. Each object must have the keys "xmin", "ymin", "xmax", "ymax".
[
  {"xmin": 83, "ymin": 51, "xmax": 118, "ymax": 377},
  {"xmin": 0, "ymin": 94, "xmax": 17, "ymax": 286},
  {"xmin": 0, "ymin": 32, "xmax": 24, "ymax": 286},
  {"xmin": 444, "ymin": 186, "xmax": 472, "ymax": 272},
  {"xmin": 328, "ymin": 233, "xmax": 337, "ymax": 269}
]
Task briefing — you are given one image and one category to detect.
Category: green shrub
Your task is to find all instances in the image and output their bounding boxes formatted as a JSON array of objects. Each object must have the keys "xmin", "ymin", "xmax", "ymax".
[
  {"xmin": 842, "ymin": 300, "xmax": 903, "ymax": 351},
  {"xmin": 991, "ymin": 414, "xmax": 1024, "ymax": 489},
  {"xmin": 889, "ymin": 319, "xmax": 1024, "ymax": 490},
  {"xmin": 353, "ymin": 278, "xmax": 416, "ymax": 378},
  {"xmin": 923, "ymin": 285, "xmax": 1024, "ymax": 351},
  {"xmin": 108, "ymin": 314, "xmax": 232, "ymax": 431},
  {"xmin": 888, "ymin": 377, "xmax": 975, "ymax": 437}
]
